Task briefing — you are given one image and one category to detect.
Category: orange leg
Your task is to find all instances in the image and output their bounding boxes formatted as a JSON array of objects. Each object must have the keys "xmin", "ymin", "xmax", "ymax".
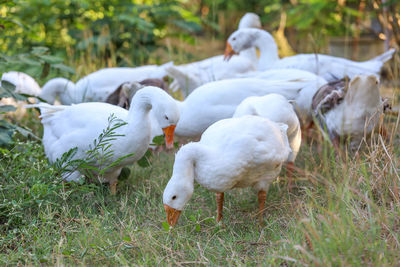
[
  {"xmin": 258, "ymin": 190, "xmax": 267, "ymax": 223},
  {"xmin": 216, "ymin": 192, "xmax": 224, "ymax": 222}
]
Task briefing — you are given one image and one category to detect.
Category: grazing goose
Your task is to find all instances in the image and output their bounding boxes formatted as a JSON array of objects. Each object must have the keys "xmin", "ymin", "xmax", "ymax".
[
  {"xmin": 1, "ymin": 71, "xmax": 41, "ymax": 96},
  {"xmin": 166, "ymin": 13, "xmax": 262, "ymax": 96},
  {"xmin": 233, "ymin": 93, "xmax": 301, "ymax": 177},
  {"xmin": 1, "ymin": 71, "xmax": 41, "ymax": 119},
  {"xmin": 224, "ymin": 28, "xmax": 396, "ymax": 81},
  {"xmin": 312, "ymin": 75, "xmax": 387, "ymax": 147},
  {"xmin": 163, "ymin": 115, "xmax": 291, "ymax": 226},
  {"xmin": 39, "ymin": 62, "xmax": 172, "ymax": 104},
  {"xmin": 27, "ymin": 87, "xmax": 179, "ymax": 194}
]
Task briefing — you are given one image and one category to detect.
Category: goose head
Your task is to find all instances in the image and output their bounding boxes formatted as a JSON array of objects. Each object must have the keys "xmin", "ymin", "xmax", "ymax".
[
  {"xmin": 140, "ymin": 86, "xmax": 180, "ymax": 149},
  {"xmin": 238, "ymin": 13, "xmax": 261, "ymax": 29},
  {"xmin": 224, "ymin": 29, "xmax": 259, "ymax": 60},
  {"xmin": 163, "ymin": 175, "xmax": 194, "ymax": 226},
  {"xmin": 162, "ymin": 144, "xmax": 197, "ymax": 226}
]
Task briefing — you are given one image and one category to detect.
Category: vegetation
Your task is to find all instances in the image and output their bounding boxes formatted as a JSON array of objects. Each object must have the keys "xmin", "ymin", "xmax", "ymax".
[
  {"xmin": 0, "ymin": 0, "xmax": 399, "ymax": 265},
  {"xmin": 0, "ymin": 124, "xmax": 399, "ymax": 265}
]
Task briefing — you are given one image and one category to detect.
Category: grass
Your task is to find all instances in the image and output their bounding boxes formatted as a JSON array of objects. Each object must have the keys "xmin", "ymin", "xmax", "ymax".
[{"xmin": 0, "ymin": 113, "xmax": 399, "ymax": 265}]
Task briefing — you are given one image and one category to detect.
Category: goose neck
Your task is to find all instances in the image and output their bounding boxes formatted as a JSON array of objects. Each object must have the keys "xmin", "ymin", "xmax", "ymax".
[
  {"xmin": 126, "ymin": 90, "xmax": 153, "ymax": 124},
  {"xmin": 171, "ymin": 142, "xmax": 202, "ymax": 185},
  {"xmin": 254, "ymin": 31, "xmax": 280, "ymax": 71},
  {"xmin": 40, "ymin": 78, "xmax": 74, "ymax": 104}
]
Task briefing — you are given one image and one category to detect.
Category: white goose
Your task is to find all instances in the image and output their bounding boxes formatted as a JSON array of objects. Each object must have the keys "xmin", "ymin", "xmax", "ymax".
[
  {"xmin": 165, "ymin": 13, "xmax": 261, "ymax": 96},
  {"xmin": 163, "ymin": 115, "xmax": 291, "ymax": 226},
  {"xmin": 233, "ymin": 94, "xmax": 301, "ymax": 175},
  {"xmin": 27, "ymin": 86, "xmax": 179, "ymax": 194},
  {"xmin": 1, "ymin": 71, "xmax": 41, "ymax": 96},
  {"xmin": 39, "ymin": 62, "xmax": 172, "ymax": 104},
  {"xmin": 174, "ymin": 77, "xmax": 326, "ymax": 139},
  {"xmin": 312, "ymin": 74, "xmax": 387, "ymax": 147},
  {"xmin": 1, "ymin": 71, "xmax": 42, "ymax": 119},
  {"xmin": 224, "ymin": 28, "xmax": 396, "ymax": 81}
]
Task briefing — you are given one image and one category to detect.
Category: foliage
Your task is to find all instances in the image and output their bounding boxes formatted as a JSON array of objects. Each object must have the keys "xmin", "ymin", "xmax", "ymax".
[
  {"xmin": 198, "ymin": 0, "xmax": 400, "ymax": 49},
  {"xmin": 53, "ymin": 114, "xmax": 134, "ymax": 182},
  {"xmin": 0, "ymin": 45, "xmax": 73, "ymax": 147},
  {"xmin": 0, "ymin": 46, "xmax": 75, "ymax": 79},
  {"xmin": 0, "ymin": 141, "xmax": 99, "ymax": 230},
  {"xmin": 0, "ymin": 0, "xmax": 202, "ymax": 67},
  {"xmin": 0, "ymin": 81, "xmax": 35, "ymax": 146}
]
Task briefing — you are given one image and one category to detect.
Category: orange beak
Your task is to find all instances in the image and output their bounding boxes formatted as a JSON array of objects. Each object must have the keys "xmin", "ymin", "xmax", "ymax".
[
  {"xmin": 164, "ymin": 204, "xmax": 182, "ymax": 226},
  {"xmin": 224, "ymin": 41, "xmax": 237, "ymax": 61},
  {"xmin": 162, "ymin": 125, "xmax": 176, "ymax": 149}
]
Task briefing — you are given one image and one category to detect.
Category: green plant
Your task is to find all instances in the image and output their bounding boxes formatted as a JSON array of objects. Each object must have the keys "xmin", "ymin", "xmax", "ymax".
[
  {"xmin": 0, "ymin": 81, "xmax": 36, "ymax": 146},
  {"xmin": 1, "ymin": 0, "xmax": 202, "ymax": 68},
  {"xmin": 0, "ymin": 46, "xmax": 75, "ymax": 80},
  {"xmin": 53, "ymin": 114, "xmax": 135, "ymax": 182}
]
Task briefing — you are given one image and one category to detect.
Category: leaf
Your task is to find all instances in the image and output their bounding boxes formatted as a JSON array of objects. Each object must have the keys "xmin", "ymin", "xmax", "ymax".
[
  {"xmin": 151, "ymin": 135, "xmax": 165, "ymax": 146},
  {"xmin": 161, "ymin": 221, "xmax": 170, "ymax": 231},
  {"xmin": 195, "ymin": 224, "xmax": 201, "ymax": 232},
  {"xmin": 189, "ymin": 215, "xmax": 196, "ymax": 222},
  {"xmin": 0, "ymin": 130, "xmax": 13, "ymax": 146},
  {"xmin": 0, "ymin": 80, "xmax": 27, "ymax": 101},
  {"xmin": 31, "ymin": 46, "xmax": 49, "ymax": 55},
  {"xmin": 38, "ymin": 54, "xmax": 63, "ymax": 64},
  {"xmin": 0, "ymin": 80, "xmax": 16, "ymax": 92},
  {"xmin": 0, "ymin": 105, "xmax": 16, "ymax": 113},
  {"xmin": 52, "ymin": 63, "xmax": 75, "ymax": 74},
  {"xmin": 17, "ymin": 54, "xmax": 42, "ymax": 66},
  {"xmin": 172, "ymin": 20, "xmax": 202, "ymax": 33},
  {"xmin": 136, "ymin": 149, "xmax": 152, "ymax": 168},
  {"xmin": 14, "ymin": 125, "xmax": 39, "ymax": 139},
  {"xmin": 122, "ymin": 236, "xmax": 131, "ymax": 242}
]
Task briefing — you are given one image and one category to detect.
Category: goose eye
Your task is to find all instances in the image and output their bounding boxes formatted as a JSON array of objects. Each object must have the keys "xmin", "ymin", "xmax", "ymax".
[
  {"xmin": 172, "ymin": 195, "xmax": 177, "ymax": 200},
  {"xmin": 165, "ymin": 115, "xmax": 169, "ymax": 120},
  {"xmin": 232, "ymin": 37, "xmax": 236, "ymax": 41}
]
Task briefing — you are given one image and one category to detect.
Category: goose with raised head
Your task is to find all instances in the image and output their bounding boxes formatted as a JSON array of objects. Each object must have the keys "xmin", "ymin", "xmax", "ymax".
[
  {"xmin": 312, "ymin": 74, "xmax": 387, "ymax": 148},
  {"xmin": 27, "ymin": 86, "xmax": 179, "ymax": 194},
  {"xmin": 166, "ymin": 13, "xmax": 262, "ymax": 96},
  {"xmin": 163, "ymin": 115, "xmax": 291, "ymax": 226},
  {"xmin": 224, "ymin": 28, "xmax": 396, "ymax": 81},
  {"xmin": 38, "ymin": 62, "xmax": 173, "ymax": 104}
]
